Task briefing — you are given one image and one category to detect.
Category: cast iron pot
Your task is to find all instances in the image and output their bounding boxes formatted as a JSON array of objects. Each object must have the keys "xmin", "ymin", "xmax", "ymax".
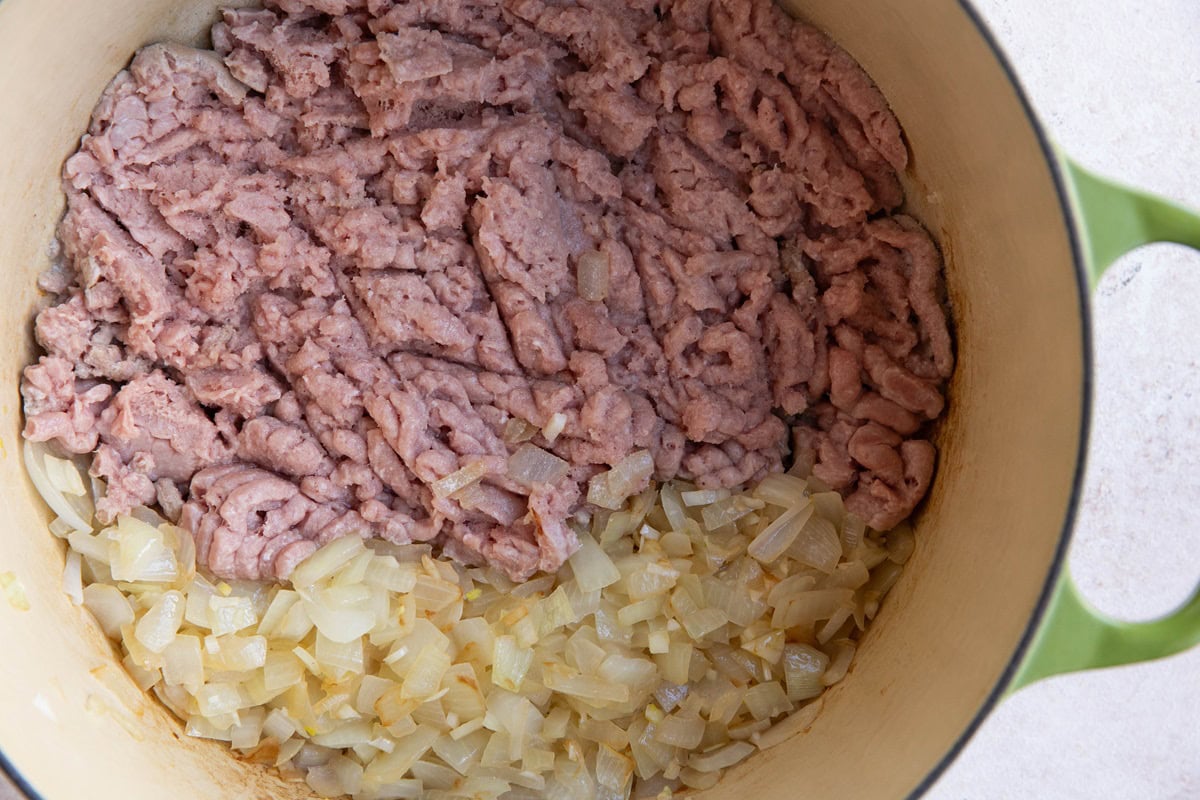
[{"xmin": 1, "ymin": 1, "xmax": 1198, "ymax": 798}]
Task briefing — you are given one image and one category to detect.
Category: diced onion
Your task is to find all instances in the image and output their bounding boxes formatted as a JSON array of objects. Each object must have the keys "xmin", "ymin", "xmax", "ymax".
[
  {"xmin": 163, "ymin": 634, "xmax": 204, "ymax": 693},
  {"xmin": 687, "ymin": 741, "xmax": 755, "ymax": 773},
  {"xmin": 134, "ymin": 590, "xmax": 185, "ymax": 653},
  {"xmin": 44, "ymin": 453, "xmax": 87, "ymax": 497},
  {"xmin": 752, "ymin": 473, "xmax": 809, "ymax": 508},
  {"xmin": 541, "ymin": 413, "xmax": 568, "ymax": 444},
  {"xmin": 431, "ymin": 459, "xmax": 491, "ymax": 500},
  {"xmin": 567, "ymin": 535, "xmax": 620, "ymax": 593},
  {"xmin": 700, "ymin": 495, "xmax": 762, "ymax": 531},
  {"xmin": 507, "ymin": 444, "xmax": 570, "ymax": 488},
  {"xmin": 821, "ymin": 641, "xmax": 856, "ymax": 687},
  {"xmin": 39, "ymin": 415, "xmax": 919, "ymax": 799},
  {"xmin": 652, "ymin": 714, "xmax": 704, "ymax": 748},
  {"xmin": 784, "ymin": 514, "xmax": 842, "ymax": 573},
  {"xmin": 743, "ymin": 681, "xmax": 790, "ymax": 721},
  {"xmin": 576, "ymin": 249, "xmax": 610, "ymax": 302},
  {"xmin": 289, "ymin": 535, "xmax": 365, "ymax": 591},
  {"xmin": 492, "ymin": 636, "xmax": 533, "ymax": 693},
  {"xmin": 83, "ymin": 583, "xmax": 134, "ymax": 638},
  {"xmin": 62, "ymin": 550, "xmax": 83, "ymax": 605},
  {"xmin": 587, "ymin": 450, "xmax": 654, "ymax": 511},
  {"xmin": 502, "ymin": 418, "xmax": 539, "ymax": 445},
  {"xmin": 747, "ymin": 501, "xmax": 814, "ymax": 563},
  {"xmin": 887, "ymin": 523, "xmax": 916, "ymax": 564},
  {"xmin": 24, "ymin": 441, "xmax": 92, "ymax": 533},
  {"xmin": 595, "ymin": 742, "xmax": 633, "ymax": 789}
]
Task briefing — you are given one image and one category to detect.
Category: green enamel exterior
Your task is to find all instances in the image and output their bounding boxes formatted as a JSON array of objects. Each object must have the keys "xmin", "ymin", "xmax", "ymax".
[{"xmin": 1009, "ymin": 157, "xmax": 1200, "ymax": 693}]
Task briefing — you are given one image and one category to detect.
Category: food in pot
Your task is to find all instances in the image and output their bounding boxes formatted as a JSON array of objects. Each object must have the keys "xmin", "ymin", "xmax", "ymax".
[
  {"xmin": 20, "ymin": 0, "xmax": 953, "ymax": 795},
  {"xmin": 37, "ymin": 445, "xmax": 916, "ymax": 798}
]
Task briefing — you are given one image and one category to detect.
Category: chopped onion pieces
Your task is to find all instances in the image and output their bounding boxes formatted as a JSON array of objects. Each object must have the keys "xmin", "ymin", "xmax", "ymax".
[
  {"xmin": 576, "ymin": 249, "xmax": 610, "ymax": 302},
  {"xmin": 507, "ymin": 444, "xmax": 570, "ymax": 488},
  {"xmin": 30, "ymin": 429, "xmax": 914, "ymax": 800}
]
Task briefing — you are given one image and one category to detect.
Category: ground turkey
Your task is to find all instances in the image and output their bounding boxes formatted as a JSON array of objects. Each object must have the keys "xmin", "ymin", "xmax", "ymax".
[{"xmin": 22, "ymin": 0, "xmax": 952, "ymax": 582}]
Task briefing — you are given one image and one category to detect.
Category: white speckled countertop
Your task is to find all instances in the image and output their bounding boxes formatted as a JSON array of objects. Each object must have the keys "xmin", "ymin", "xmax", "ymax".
[{"xmin": 2, "ymin": 2, "xmax": 1198, "ymax": 799}]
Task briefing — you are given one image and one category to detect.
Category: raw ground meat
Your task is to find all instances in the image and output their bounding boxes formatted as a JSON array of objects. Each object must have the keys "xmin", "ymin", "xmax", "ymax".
[{"xmin": 22, "ymin": 0, "xmax": 953, "ymax": 582}]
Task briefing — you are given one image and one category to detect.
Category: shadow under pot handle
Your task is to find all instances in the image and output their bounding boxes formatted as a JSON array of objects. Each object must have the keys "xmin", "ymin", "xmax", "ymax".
[{"xmin": 1009, "ymin": 156, "xmax": 1200, "ymax": 693}]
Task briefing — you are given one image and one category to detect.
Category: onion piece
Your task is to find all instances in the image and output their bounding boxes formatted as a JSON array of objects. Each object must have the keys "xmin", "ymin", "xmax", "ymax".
[
  {"xmin": 62, "ymin": 550, "xmax": 83, "ymax": 605},
  {"xmin": 162, "ymin": 634, "xmax": 204, "ymax": 693},
  {"xmin": 840, "ymin": 514, "xmax": 866, "ymax": 557},
  {"xmin": 82, "ymin": 583, "xmax": 134, "ymax": 638},
  {"xmin": 507, "ymin": 444, "xmax": 570, "ymax": 488},
  {"xmin": 743, "ymin": 681, "xmax": 790, "ymax": 721},
  {"xmin": 887, "ymin": 522, "xmax": 916, "ymax": 564},
  {"xmin": 810, "ymin": 491, "xmax": 846, "ymax": 527},
  {"xmin": 567, "ymin": 534, "xmax": 620, "ymax": 593},
  {"xmin": 133, "ymin": 590, "xmax": 185, "ymax": 653},
  {"xmin": 503, "ymin": 417, "xmax": 539, "ymax": 445},
  {"xmin": 541, "ymin": 412, "xmax": 568, "ymax": 444},
  {"xmin": 680, "ymin": 488, "xmax": 730, "ymax": 507},
  {"xmin": 400, "ymin": 644, "xmax": 451, "ymax": 699},
  {"xmin": 652, "ymin": 713, "xmax": 704, "ymax": 749},
  {"xmin": 595, "ymin": 743, "xmax": 634, "ymax": 789},
  {"xmin": 746, "ymin": 501, "xmax": 814, "ymax": 563},
  {"xmin": 24, "ymin": 441, "xmax": 92, "ymax": 533},
  {"xmin": 576, "ymin": 249, "xmax": 610, "ymax": 302},
  {"xmin": 587, "ymin": 450, "xmax": 654, "ymax": 511},
  {"xmin": 432, "ymin": 459, "xmax": 491, "ymax": 500},
  {"xmin": 751, "ymin": 473, "xmax": 809, "ymax": 508},
  {"xmin": 44, "ymin": 453, "xmax": 87, "ymax": 496},
  {"xmin": 542, "ymin": 668, "xmax": 630, "ymax": 705},
  {"xmin": 492, "ymin": 635, "xmax": 533, "ymax": 692},
  {"xmin": 821, "ymin": 640, "xmax": 856, "ymax": 686},
  {"xmin": 784, "ymin": 514, "xmax": 842, "ymax": 573},
  {"xmin": 290, "ymin": 535, "xmax": 365, "ymax": 592},
  {"xmin": 700, "ymin": 496, "xmax": 763, "ymax": 531},
  {"xmin": 687, "ymin": 741, "xmax": 755, "ymax": 773}
]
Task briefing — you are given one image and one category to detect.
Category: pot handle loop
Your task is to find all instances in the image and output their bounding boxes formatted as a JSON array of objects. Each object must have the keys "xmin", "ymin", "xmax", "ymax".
[
  {"xmin": 1063, "ymin": 156, "xmax": 1200, "ymax": 285},
  {"xmin": 1010, "ymin": 157, "xmax": 1200, "ymax": 692}
]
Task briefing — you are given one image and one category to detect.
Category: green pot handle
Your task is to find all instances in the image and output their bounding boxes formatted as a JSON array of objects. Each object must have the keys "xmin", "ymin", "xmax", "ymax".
[{"xmin": 1009, "ymin": 156, "xmax": 1200, "ymax": 692}]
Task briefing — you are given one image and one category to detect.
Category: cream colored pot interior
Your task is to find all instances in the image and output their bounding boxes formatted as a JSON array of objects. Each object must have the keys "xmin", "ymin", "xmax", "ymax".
[{"xmin": 0, "ymin": 1, "xmax": 1084, "ymax": 798}]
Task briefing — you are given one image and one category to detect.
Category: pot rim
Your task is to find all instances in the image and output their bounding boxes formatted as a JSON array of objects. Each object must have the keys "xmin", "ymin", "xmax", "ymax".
[
  {"xmin": 0, "ymin": 1, "xmax": 1095, "ymax": 797},
  {"xmin": 903, "ymin": 2, "xmax": 1093, "ymax": 796}
]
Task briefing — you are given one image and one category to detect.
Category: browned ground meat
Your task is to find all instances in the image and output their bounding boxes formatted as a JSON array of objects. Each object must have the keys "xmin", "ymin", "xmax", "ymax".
[{"xmin": 21, "ymin": 0, "xmax": 952, "ymax": 582}]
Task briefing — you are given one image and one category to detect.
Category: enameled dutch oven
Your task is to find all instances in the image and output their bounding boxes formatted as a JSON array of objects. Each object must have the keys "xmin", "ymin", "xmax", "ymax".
[{"xmin": 1, "ymin": 1, "xmax": 1199, "ymax": 798}]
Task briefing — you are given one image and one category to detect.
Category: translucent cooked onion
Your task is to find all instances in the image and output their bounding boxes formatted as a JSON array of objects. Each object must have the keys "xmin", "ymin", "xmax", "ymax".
[
  {"xmin": 507, "ymin": 444, "xmax": 570, "ymax": 488},
  {"xmin": 541, "ymin": 412, "xmax": 568, "ymax": 444},
  {"xmin": 700, "ymin": 495, "xmax": 762, "ymax": 531},
  {"xmin": 784, "ymin": 514, "xmax": 842, "ymax": 573},
  {"xmin": 887, "ymin": 523, "xmax": 916, "ymax": 564},
  {"xmin": 587, "ymin": 450, "xmax": 654, "ymax": 511},
  {"xmin": 576, "ymin": 249, "xmax": 610, "ymax": 302},
  {"xmin": 502, "ymin": 418, "xmax": 538, "ymax": 445},
  {"xmin": 24, "ymin": 441, "xmax": 92, "ymax": 533},
  {"xmin": 40, "ymin": 438, "xmax": 915, "ymax": 799},
  {"xmin": 134, "ymin": 590, "xmax": 185, "ymax": 654},
  {"xmin": 44, "ymin": 453, "xmax": 87, "ymax": 496},
  {"xmin": 752, "ymin": 473, "xmax": 809, "ymax": 508},
  {"xmin": 431, "ymin": 459, "xmax": 491, "ymax": 500},
  {"xmin": 747, "ymin": 501, "xmax": 814, "ymax": 563},
  {"xmin": 82, "ymin": 583, "xmax": 134, "ymax": 638},
  {"xmin": 567, "ymin": 535, "xmax": 620, "ymax": 593},
  {"xmin": 62, "ymin": 550, "xmax": 83, "ymax": 605},
  {"xmin": 687, "ymin": 741, "xmax": 756, "ymax": 773}
]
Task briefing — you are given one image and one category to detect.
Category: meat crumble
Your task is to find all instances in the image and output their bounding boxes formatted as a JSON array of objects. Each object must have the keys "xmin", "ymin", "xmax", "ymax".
[{"xmin": 22, "ymin": 0, "xmax": 952, "ymax": 583}]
